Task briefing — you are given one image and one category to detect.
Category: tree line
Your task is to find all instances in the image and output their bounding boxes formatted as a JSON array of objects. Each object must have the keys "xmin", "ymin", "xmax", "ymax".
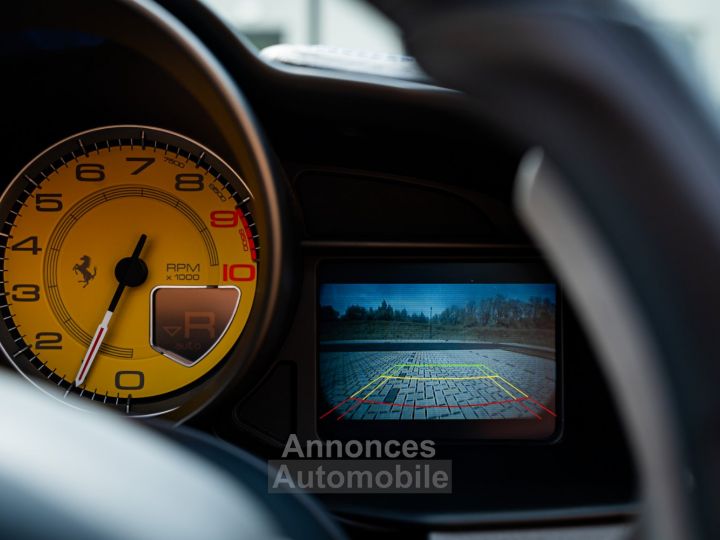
[{"xmin": 320, "ymin": 295, "xmax": 555, "ymax": 329}]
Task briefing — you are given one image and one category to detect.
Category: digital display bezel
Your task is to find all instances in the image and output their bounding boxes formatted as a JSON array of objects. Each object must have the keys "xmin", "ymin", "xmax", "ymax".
[{"xmin": 316, "ymin": 261, "xmax": 563, "ymax": 443}]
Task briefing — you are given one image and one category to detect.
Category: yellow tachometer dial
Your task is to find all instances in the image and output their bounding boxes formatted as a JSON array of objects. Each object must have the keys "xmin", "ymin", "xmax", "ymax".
[{"xmin": 0, "ymin": 126, "xmax": 259, "ymax": 415}]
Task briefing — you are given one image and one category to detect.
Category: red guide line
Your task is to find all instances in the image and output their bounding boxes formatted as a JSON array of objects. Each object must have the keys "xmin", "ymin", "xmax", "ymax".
[
  {"xmin": 517, "ymin": 398, "xmax": 542, "ymax": 421},
  {"xmin": 526, "ymin": 396, "xmax": 557, "ymax": 417},
  {"xmin": 346, "ymin": 396, "xmax": 527, "ymax": 410},
  {"xmin": 336, "ymin": 398, "xmax": 365, "ymax": 421},
  {"xmin": 319, "ymin": 396, "xmax": 353, "ymax": 420}
]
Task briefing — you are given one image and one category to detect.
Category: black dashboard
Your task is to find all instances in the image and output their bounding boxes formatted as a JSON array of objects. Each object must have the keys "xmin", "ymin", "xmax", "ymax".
[{"xmin": 0, "ymin": 1, "xmax": 637, "ymax": 537}]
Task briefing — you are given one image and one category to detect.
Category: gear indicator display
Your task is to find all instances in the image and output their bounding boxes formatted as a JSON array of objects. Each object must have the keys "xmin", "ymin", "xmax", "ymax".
[{"xmin": 150, "ymin": 286, "xmax": 241, "ymax": 366}]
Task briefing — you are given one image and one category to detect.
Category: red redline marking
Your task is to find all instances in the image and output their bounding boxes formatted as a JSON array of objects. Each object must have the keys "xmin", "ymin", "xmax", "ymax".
[
  {"xmin": 237, "ymin": 212, "xmax": 257, "ymax": 262},
  {"xmin": 78, "ymin": 327, "xmax": 105, "ymax": 381},
  {"xmin": 526, "ymin": 396, "xmax": 557, "ymax": 417}
]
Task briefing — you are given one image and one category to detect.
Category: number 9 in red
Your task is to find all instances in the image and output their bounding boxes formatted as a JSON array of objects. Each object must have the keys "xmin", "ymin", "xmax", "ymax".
[{"xmin": 210, "ymin": 210, "xmax": 240, "ymax": 228}]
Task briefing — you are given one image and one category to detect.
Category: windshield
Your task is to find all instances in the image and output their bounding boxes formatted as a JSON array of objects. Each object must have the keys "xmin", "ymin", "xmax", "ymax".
[
  {"xmin": 203, "ymin": 0, "xmax": 720, "ymax": 108},
  {"xmin": 627, "ymin": 0, "xmax": 720, "ymax": 108},
  {"xmin": 201, "ymin": 0, "xmax": 404, "ymax": 53}
]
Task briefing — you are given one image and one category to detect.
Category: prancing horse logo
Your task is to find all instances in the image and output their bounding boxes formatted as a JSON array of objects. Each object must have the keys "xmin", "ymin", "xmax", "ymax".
[{"xmin": 73, "ymin": 255, "xmax": 97, "ymax": 288}]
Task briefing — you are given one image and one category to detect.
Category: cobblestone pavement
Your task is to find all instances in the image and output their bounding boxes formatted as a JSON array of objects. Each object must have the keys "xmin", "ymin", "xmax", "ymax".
[{"xmin": 319, "ymin": 348, "xmax": 556, "ymax": 421}]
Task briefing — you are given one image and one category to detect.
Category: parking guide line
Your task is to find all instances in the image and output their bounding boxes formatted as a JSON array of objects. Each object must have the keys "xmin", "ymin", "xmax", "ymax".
[
  {"xmin": 349, "ymin": 375, "xmax": 384, "ymax": 399},
  {"xmin": 379, "ymin": 375, "xmax": 497, "ymax": 381},
  {"xmin": 484, "ymin": 358, "xmax": 557, "ymax": 417},
  {"xmin": 486, "ymin": 374, "xmax": 520, "ymax": 400},
  {"xmin": 322, "ymin": 357, "xmax": 556, "ymax": 420},
  {"xmin": 336, "ymin": 364, "xmax": 402, "ymax": 420},
  {"xmin": 319, "ymin": 373, "xmax": 387, "ymax": 420},
  {"xmin": 477, "ymin": 359, "xmax": 556, "ymax": 416},
  {"xmin": 526, "ymin": 396, "xmax": 557, "ymax": 417},
  {"xmin": 392, "ymin": 363, "xmax": 493, "ymax": 368},
  {"xmin": 348, "ymin": 396, "xmax": 529, "ymax": 410},
  {"xmin": 516, "ymin": 398, "xmax": 542, "ymax": 420},
  {"xmin": 495, "ymin": 375, "xmax": 529, "ymax": 398}
]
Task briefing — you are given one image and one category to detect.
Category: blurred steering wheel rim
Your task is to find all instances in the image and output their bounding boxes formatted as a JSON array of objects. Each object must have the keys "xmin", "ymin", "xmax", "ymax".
[{"xmin": 366, "ymin": 0, "xmax": 720, "ymax": 538}]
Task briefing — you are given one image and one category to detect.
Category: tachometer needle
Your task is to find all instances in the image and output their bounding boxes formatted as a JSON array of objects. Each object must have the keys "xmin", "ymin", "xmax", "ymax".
[
  {"xmin": 74, "ymin": 234, "xmax": 148, "ymax": 387},
  {"xmin": 75, "ymin": 311, "xmax": 112, "ymax": 386}
]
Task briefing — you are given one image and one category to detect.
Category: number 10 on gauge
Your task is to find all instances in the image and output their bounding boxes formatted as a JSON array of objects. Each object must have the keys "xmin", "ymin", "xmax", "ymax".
[{"xmin": 222, "ymin": 263, "xmax": 255, "ymax": 282}]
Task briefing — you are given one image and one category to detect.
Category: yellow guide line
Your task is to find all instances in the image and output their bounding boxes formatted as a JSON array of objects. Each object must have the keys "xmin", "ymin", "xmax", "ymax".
[
  {"xmin": 476, "ymin": 361, "xmax": 530, "ymax": 398},
  {"xmin": 362, "ymin": 376, "xmax": 391, "ymax": 400},
  {"xmin": 496, "ymin": 375, "xmax": 528, "ymax": 397},
  {"xmin": 349, "ymin": 375, "xmax": 384, "ymax": 399},
  {"xmin": 487, "ymin": 376, "xmax": 518, "ymax": 399}
]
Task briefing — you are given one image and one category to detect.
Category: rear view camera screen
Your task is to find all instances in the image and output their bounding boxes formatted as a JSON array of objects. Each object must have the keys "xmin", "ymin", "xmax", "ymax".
[{"xmin": 318, "ymin": 264, "xmax": 559, "ymax": 440}]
